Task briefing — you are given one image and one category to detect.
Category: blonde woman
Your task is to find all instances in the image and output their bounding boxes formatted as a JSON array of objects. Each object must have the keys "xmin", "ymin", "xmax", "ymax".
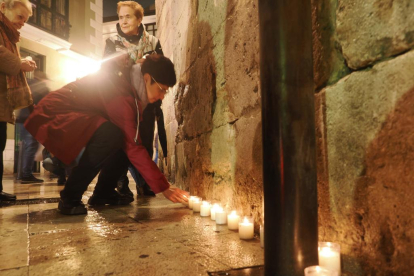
[{"xmin": 103, "ymin": 1, "xmax": 162, "ymax": 62}]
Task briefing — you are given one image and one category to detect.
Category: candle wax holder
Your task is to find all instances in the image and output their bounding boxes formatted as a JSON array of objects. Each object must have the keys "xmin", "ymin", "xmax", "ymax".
[
  {"xmin": 304, "ymin": 266, "xmax": 338, "ymax": 276},
  {"xmin": 215, "ymin": 207, "xmax": 227, "ymax": 225},
  {"xmin": 210, "ymin": 204, "xmax": 220, "ymax": 221},
  {"xmin": 188, "ymin": 196, "xmax": 198, "ymax": 209},
  {"xmin": 200, "ymin": 201, "xmax": 211, "ymax": 217},
  {"xmin": 192, "ymin": 197, "xmax": 202, "ymax": 212},
  {"xmin": 227, "ymin": 211, "xmax": 240, "ymax": 230},
  {"xmin": 239, "ymin": 216, "xmax": 254, "ymax": 240},
  {"xmin": 318, "ymin": 242, "xmax": 341, "ymax": 275}
]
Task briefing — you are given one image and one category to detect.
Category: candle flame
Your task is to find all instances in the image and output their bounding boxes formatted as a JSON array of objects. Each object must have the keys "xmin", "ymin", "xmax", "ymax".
[{"xmin": 243, "ymin": 217, "xmax": 249, "ymax": 223}]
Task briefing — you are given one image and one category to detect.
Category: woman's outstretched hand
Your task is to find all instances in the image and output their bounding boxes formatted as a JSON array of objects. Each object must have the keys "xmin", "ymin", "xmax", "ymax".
[{"xmin": 162, "ymin": 185, "xmax": 189, "ymax": 204}]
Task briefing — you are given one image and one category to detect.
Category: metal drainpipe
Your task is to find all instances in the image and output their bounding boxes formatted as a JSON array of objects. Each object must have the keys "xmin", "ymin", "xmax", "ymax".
[{"xmin": 258, "ymin": 0, "xmax": 318, "ymax": 275}]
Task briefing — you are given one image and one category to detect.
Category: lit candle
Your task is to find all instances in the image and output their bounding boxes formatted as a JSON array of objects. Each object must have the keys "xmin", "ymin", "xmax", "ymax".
[
  {"xmin": 215, "ymin": 207, "xmax": 227, "ymax": 225},
  {"xmin": 227, "ymin": 211, "xmax": 240, "ymax": 230},
  {"xmin": 260, "ymin": 223, "xmax": 264, "ymax": 248},
  {"xmin": 210, "ymin": 203, "xmax": 220, "ymax": 220},
  {"xmin": 304, "ymin": 265, "xmax": 338, "ymax": 276},
  {"xmin": 200, "ymin": 201, "xmax": 211, "ymax": 217},
  {"xmin": 239, "ymin": 217, "xmax": 254, "ymax": 240},
  {"xmin": 318, "ymin": 242, "xmax": 341, "ymax": 275},
  {"xmin": 188, "ymin": 196, "xmax": 197, "ymax": 209},
  {"xmin": 192, "ymin": 197, "xmax": 202, "ymax": 212}
]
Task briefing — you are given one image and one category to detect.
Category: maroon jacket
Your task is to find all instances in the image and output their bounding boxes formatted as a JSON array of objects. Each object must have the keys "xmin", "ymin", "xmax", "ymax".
[{"xmin": 24, "ymin": 65, "xmax": 169, "ymax": 194}]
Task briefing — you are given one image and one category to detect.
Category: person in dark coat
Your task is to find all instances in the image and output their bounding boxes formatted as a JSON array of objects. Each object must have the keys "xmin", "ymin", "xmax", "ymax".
[
  {"xmin": 25, "ymin": 54, "xmax": 189, "ymax": 215},
  {"xmin": 103, "ymin": 1, "xmax": 166, "ymax": 197}
]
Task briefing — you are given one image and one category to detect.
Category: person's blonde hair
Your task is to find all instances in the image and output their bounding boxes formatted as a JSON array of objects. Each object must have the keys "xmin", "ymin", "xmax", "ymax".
[
  {"xmin": 117, "ymin": 1, "xmax": 144, "ymax": 21},
  {"xmin": 0, "ymin": 0, "xmax": 33, "ymax": 16}
]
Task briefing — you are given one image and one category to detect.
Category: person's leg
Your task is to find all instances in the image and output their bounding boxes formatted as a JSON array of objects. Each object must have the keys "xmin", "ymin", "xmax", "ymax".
[
  {"xmin": 116, "ymin": 165, "xmax": 133, "ymax": 197},
  {"xmin": 0, "ymin": 122, "xmax": 16, "ymax": 201},
  {"xmin": 20, "ymin": 125, "xmax": 43, "ymax": 183},
  {"xmin": 59, "ymin": 121, "xmax": 123, "ymax": 214},
  {"xmin": 129, "ymin": 165, "xmax": 155, "ymax": 196},
  {"xmin": 88, "ymin": 150, "xmax": 133, "ymax": 205}
]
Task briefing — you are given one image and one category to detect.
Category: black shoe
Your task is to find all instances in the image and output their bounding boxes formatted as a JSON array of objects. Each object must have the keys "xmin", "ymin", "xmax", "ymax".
[
  {"xmin": 88, "ymin": 191, "xmax": 134, "ymax": 206},
  {"xmin": 58, "ymin": 199, "xmax": 87, "ymax": 215},
  {"xmin": 57, "ymin": 175, "xmax": 66, "ymax": 185},
  {"xmin": 142, "ymin": 184, "xmax": 156, "ymax": 197},
  {"xmin": 116, "ymin": 181, "xmax": 133, "ymax": 197},
  {"xmin": 0, "ymin": 191, "xmax": 16, "ymax": 201},
  {"xmin": 21, "ymin": 175, "xmax": 44, "ymax": 184}
]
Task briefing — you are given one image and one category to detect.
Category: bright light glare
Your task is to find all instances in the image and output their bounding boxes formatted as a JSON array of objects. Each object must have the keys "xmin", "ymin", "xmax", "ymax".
[{"xmin": 59, "ymin": 50, "xmax": 101, "ymax": 84}]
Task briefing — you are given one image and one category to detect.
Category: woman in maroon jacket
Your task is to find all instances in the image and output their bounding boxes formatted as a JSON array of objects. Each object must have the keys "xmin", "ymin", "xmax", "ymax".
[{"xmin": 25, "ymin": 54, "xmax": 189, "ymax": 215}]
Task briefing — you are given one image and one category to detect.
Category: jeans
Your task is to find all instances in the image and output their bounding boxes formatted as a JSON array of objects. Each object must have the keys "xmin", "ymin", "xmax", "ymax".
[
  {"xmin": 16, "ymin": 123, "xmax": 39, "ymax": 178},
  {"xmin": 128, "ymin": 165, "xmax": 147, "ymax": 188}
]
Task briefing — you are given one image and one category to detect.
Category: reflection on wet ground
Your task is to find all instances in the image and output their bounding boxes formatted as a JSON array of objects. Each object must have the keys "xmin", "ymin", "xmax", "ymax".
[{"xmin": 0, "ymin": 175, "xmax": 263, "ymax": 275}]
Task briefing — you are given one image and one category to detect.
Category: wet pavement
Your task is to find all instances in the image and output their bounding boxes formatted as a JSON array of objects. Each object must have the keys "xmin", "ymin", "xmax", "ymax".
[{"xmin": 0, "ymin": 175, "xmax": 264, "ymax": 276}]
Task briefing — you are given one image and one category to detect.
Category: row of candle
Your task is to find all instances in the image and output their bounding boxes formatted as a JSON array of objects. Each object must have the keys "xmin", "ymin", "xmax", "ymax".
[
  {"xmin": 188, "ymin": 196, "xmax": 340, "ymax": 276},
  {"xmin": 305, "ymin": 242, "xmax": 341, "ymax": 275},
  {"xmin": 188, "ymin": 196, "xmax": 255, "ymax": 240}
]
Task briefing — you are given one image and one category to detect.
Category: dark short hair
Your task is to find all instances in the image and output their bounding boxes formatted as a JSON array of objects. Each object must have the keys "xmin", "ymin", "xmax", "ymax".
[{"xmin": 141, "ymin": 55, "xmax": 176, "ymax": 87}]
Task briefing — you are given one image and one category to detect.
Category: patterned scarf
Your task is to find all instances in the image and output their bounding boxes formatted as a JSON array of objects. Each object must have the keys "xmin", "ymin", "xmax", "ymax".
[
  {"xmin": 116, "ymin": 30, "xmax": 153, "ymax": 63},
  {"xmin": 0, "ymin": 11, "xmax": 32, "ymax": 110}
]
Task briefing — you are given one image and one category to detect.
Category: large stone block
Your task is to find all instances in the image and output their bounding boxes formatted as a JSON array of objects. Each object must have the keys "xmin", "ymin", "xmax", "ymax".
[
  {"xmin": 336, "ymin": 0, "xmax": 414, "ymax": 69},
  {"xmin": 224, "ymin": 0, "xmax": 260, "ymax": 119},
  {"xmin": 322, "ymin": 49, "xmax": 414, "ymax": 274},
  {"xmin": 233, "ymin": 110, "xmax": 263, "ymax": 226},
  {"xmin": 311, "ymin": 0, "xmax": 350, "ymax": 89}
]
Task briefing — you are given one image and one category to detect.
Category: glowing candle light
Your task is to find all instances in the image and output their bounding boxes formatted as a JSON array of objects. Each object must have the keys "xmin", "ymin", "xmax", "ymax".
[
  {"xmin": 304, "ymin": 265, "xmax": 338, "ymax": 276},
  {"xmin": 188, "ymin": 196, "xmax": 198, "ymax": 209},
  {"xmin": 210, "ymin": 203, "xmax": 220, "ymax": 220},
  {"xmin": 227, "ymin": 211, "xmax": 240, "ymax": 230},
  {"xmin": 239, "ymin": 217, "xmax": 254, "ymax": 240},
  {"xmin": 200, "ymin": 201, "xmax": 211, "ymax": 217},
  {"xmin": 192, "ymin": 197, "xmax": 202, "ymax": 212},
  {"xmin": 318, "ymin": 242, "xmax": 341, "ymax": 275},
  {"xmin": 215, "ymin": 207, "xmax": 227, "ymax": 225}
]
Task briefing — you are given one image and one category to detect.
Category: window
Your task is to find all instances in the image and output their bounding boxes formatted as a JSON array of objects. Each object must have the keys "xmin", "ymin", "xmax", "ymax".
[
  {"xmin": 145, "ymin": 23, "xmax": 157, "ymax": 37},
  {"xmin": 29, "ymin": 0, "xmax": 69, "ymax": 40}
]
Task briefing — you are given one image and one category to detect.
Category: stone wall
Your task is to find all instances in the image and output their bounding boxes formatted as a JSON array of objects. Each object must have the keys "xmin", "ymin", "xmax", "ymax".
[
  {"xmin": 313, "ymin": 0, "xmax": 414, "ymax": 274},
  {"xmin": 156, "ymin": 0, "xmax": 263, "ymax": 225},
  {"xmin": 157, "ymin": 0, "xmax": 414, "ymax": 274}
]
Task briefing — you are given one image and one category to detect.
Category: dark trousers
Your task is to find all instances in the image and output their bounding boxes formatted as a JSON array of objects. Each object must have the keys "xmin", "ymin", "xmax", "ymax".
[
  {"xmin": 60, "ymin": 121, "xmax": 128, "ymax": 201},
  {"xmin": 0, "ymin": 122, "xmax": 7, "ymax": 192}
]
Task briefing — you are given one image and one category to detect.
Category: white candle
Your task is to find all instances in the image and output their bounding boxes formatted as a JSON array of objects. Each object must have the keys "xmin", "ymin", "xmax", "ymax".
[
  {"xmin": 227, "ymin": 211, "xmax": 240, "ymax": 230},
  {"xmin": 192, "ymin": 197, "xmax": 202, "ymax": 212},
  {"xmin": 215, "ymin": 207, "xmax": 227, "ymax": 225},
  {"xmin": 200, "ymin": 201, "xmax": 211, "ymax": 217},
  {"xmin": 304, "ymin": 265, "xmax": 338, "ymax": 276},
  {"xmin": 260, "ymin": 224, "xmax": 264, "ymax": 248},
  {"xmin": 239, "ymin": 217, "xmax": 254, "ymax": 240},
  {"xmin": 188, "ymin": 196, "xmax": 197, "ymax": 209},
  {"xmin": 318, "ymin": 242, "xmax": 341, "ymax": 275},
  {"xmin": 210, "ymin": 203, "xmax": 220, "ymax": 220}
]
